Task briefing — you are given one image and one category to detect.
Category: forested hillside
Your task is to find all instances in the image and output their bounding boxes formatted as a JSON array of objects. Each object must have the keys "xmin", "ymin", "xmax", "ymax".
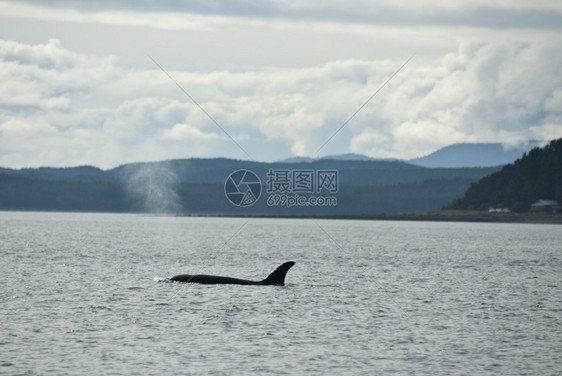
[
  {"xmin": 445, "ymin": 139, "xmax": 562, "ymax": 211},
  {"xmin": 0, "ymin": 157, "xmax": 501, "ymax": 215}
]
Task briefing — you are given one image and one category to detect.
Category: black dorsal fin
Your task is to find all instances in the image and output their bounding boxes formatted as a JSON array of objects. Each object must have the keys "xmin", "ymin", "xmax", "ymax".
[{"xmin": 260, "ymin": 261, "xmax": 295, "ymax": 286}]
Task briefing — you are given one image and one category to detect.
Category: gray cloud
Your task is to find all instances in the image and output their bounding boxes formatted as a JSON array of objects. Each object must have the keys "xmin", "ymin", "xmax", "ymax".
[
  {"xmin": 351, "ymin": 41, "xmax": 562, "ymax": 157},
  {"xmin": 1, "ymin": 38, "xmax": 561, "ymax": 168},
  {"xmin": 8, "ymin": 0, "xmax": 562, "ymax": 29}
]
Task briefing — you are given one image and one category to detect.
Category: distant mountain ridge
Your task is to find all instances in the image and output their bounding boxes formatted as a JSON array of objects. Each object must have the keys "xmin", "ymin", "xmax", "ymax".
[
  {"xmin": 278, "ymin": 142, "xmax": 537, "ymax": 167},
  {"xmin": 0, "ymin": 157, "xmax": 500, "ymax": 214},
  {"xmin": 0, "ymin": 158, "xmax": 498, "ymax": 186},
  {"xmin": 408, "ymin": 142, "xmax": 537, "ymax": 168},
  {"xmin": 279, "ymin": 153, "xmax": 387, "ymax": 163},
  {"xmin": 3, "ymin": 141, "xmax": 546, "ymax": 214}
]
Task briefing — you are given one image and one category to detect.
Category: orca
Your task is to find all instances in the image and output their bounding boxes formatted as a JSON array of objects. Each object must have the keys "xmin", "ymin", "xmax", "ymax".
[{"xmin": 170, "ymin": 261, "xmax": 295, "ymax": 286}]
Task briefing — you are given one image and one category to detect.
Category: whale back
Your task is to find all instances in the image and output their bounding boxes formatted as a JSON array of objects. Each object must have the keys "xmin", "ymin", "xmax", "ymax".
[
  {"xmin": 170, "ymin": 261, "xmax": 295, "ymax": 285},
  {"xmin": 260, "ymin": 261, "xmax": 295, "ymax": 286}
]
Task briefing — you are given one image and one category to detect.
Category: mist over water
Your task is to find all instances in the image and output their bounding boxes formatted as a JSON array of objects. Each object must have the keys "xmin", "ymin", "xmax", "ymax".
[{"xmin": 124, "ymin": 162, "xmax": 182, "ymax": 214}]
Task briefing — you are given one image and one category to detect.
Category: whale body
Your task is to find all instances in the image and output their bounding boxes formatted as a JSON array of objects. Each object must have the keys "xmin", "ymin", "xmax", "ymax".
[{"xmin": 170, "ymin": 261, "xmax": 295, "ymax": 286}]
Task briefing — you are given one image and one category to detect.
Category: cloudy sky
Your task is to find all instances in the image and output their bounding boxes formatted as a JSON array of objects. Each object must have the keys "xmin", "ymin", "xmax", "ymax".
[{"xmin": 1, "ymin": 0, "xmax": 561, "ymax": 168}]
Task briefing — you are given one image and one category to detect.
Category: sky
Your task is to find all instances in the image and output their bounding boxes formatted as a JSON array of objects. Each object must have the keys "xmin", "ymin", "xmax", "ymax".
[{"xmin": 1, "ymin": 0, "xmax": 561, "ymax": 169}]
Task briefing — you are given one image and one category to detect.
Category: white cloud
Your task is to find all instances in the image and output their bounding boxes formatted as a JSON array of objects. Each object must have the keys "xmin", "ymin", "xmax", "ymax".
[
  {"xmin": 351, "ymin": 40, "xmax": 562, "ymax": 158},
  {"xmin": 3, "ymin": 1, "xmax": 562, "ymax": 30},
  {"xmin": 162, "ymin": 123, "xmax": 219, "ymax": 141},
  {"xmin": 0, "ymin": 117, "xmax": 57, "ymax": 138},
  {"xmin": 0, "ymin": 38, "xmax": 117, "ymax": 110},
  {"xmin": 0, "ymin": 1, "xmax": 235, "ymax": 31},
  {"xmin": 1, "ymin": 37, "xmax": 561, "ymax": 168}
]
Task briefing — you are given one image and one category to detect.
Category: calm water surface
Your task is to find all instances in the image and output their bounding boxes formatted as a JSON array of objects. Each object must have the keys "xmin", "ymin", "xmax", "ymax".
[{"xmin": 1, "ymin": 212, "xmax": 561, "ymax": 375}]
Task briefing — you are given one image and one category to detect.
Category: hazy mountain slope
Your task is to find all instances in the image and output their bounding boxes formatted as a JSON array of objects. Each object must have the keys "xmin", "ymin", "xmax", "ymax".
[
  {"xmin": 278, "ymin": 142, "xmax": 534, "ymax": 168},
  {"xmin": 408, "ymin": 143, "xmax": 533, "ymax": 168},
  {"xmin": 0, "ymin": 158, "xmax": 499, "ymax": 186},
  {"xmin": 0, "ymin": 156, "xmax": 500, "ymax": 214},
  {"xmin": 445, "ymin": 139, "xmax": 562, "ymax": 211}
]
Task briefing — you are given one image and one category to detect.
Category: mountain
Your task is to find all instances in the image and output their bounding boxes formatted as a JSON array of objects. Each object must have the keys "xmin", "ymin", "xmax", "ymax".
[
  {"xmin": 278, "ymin": 156, "xmax": 314, "ymax": 163},
  {"xmin": 278, "ymin": 142, "xmax": 536, "ymax": 168},
  {"xmin": 0, "ymin": 158, "xmax": 498, "ymax": 186},
  {"xmin": 0, "ymin": 158, "xmax": 500, "ymax": 215},
  {"xmin": 408, "ymin": 142, "xmax": 536, "ymax": 168},
  {"xmin": 445, "ymin": 138, "xmax": 562, "ymax": 211},
  {"xmin": 0, "ymin": 165, "xmax": 106, "ymax": 182},
  {"xmin": 321, "ymin": 153, "xmax": 375, "ymax": 161},
  {"xmin": 278, "ymin": 153, "xmax": 376, "ymax": 163}
]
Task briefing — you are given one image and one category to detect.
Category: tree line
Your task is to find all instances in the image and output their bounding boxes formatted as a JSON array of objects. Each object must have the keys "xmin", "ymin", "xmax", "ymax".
[{"xmin": 445, "ymin": 139, "xmax": 562, "ymax": 211}]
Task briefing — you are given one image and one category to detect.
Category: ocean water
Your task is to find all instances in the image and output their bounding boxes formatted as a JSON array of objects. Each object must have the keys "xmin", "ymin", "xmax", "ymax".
[{"xmin": 1, "ymin": 212, "xmax": 561, "ymax": 375}]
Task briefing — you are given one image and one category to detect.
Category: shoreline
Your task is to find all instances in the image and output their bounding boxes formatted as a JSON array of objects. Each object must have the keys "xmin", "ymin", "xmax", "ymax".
[
  {"xmin": 185, "ymin": 210, "xmax": 562, "ymax": 224},
  {"xmin": 330, "ymin": 211, "xmax": 562, "ymax": 224},
  {"xmin": 2, "ymin": 209, "xmax": 561, "ymax": 224}
]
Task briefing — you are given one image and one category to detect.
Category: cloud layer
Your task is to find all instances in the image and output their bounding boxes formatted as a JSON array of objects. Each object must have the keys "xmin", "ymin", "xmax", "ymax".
[
  {"xmin": 5, "ymin": 1, "xmax": 562, "ymax": 29},
  {"xmin": 1, "ymin": 37, "xmax": 561, "ymax": 168}
]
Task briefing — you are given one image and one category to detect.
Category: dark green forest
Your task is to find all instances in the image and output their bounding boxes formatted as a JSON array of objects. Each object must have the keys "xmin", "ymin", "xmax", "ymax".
[
  {"xmin": 445, "ymin": 138, "xmax": 562, "ymax": 211},
  {"xmin": 0, "ymin": 157, "xmax": 498, "ymax": 214},
  {"xmin": 0, "ymin": 173, "xmax": 474, "ymax": 215}
]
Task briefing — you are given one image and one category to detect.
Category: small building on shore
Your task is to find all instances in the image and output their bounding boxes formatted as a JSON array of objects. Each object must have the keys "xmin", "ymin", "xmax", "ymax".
[{"xmin": 530, "ymin": 200, "xmax": 559, "ymax": 213}]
